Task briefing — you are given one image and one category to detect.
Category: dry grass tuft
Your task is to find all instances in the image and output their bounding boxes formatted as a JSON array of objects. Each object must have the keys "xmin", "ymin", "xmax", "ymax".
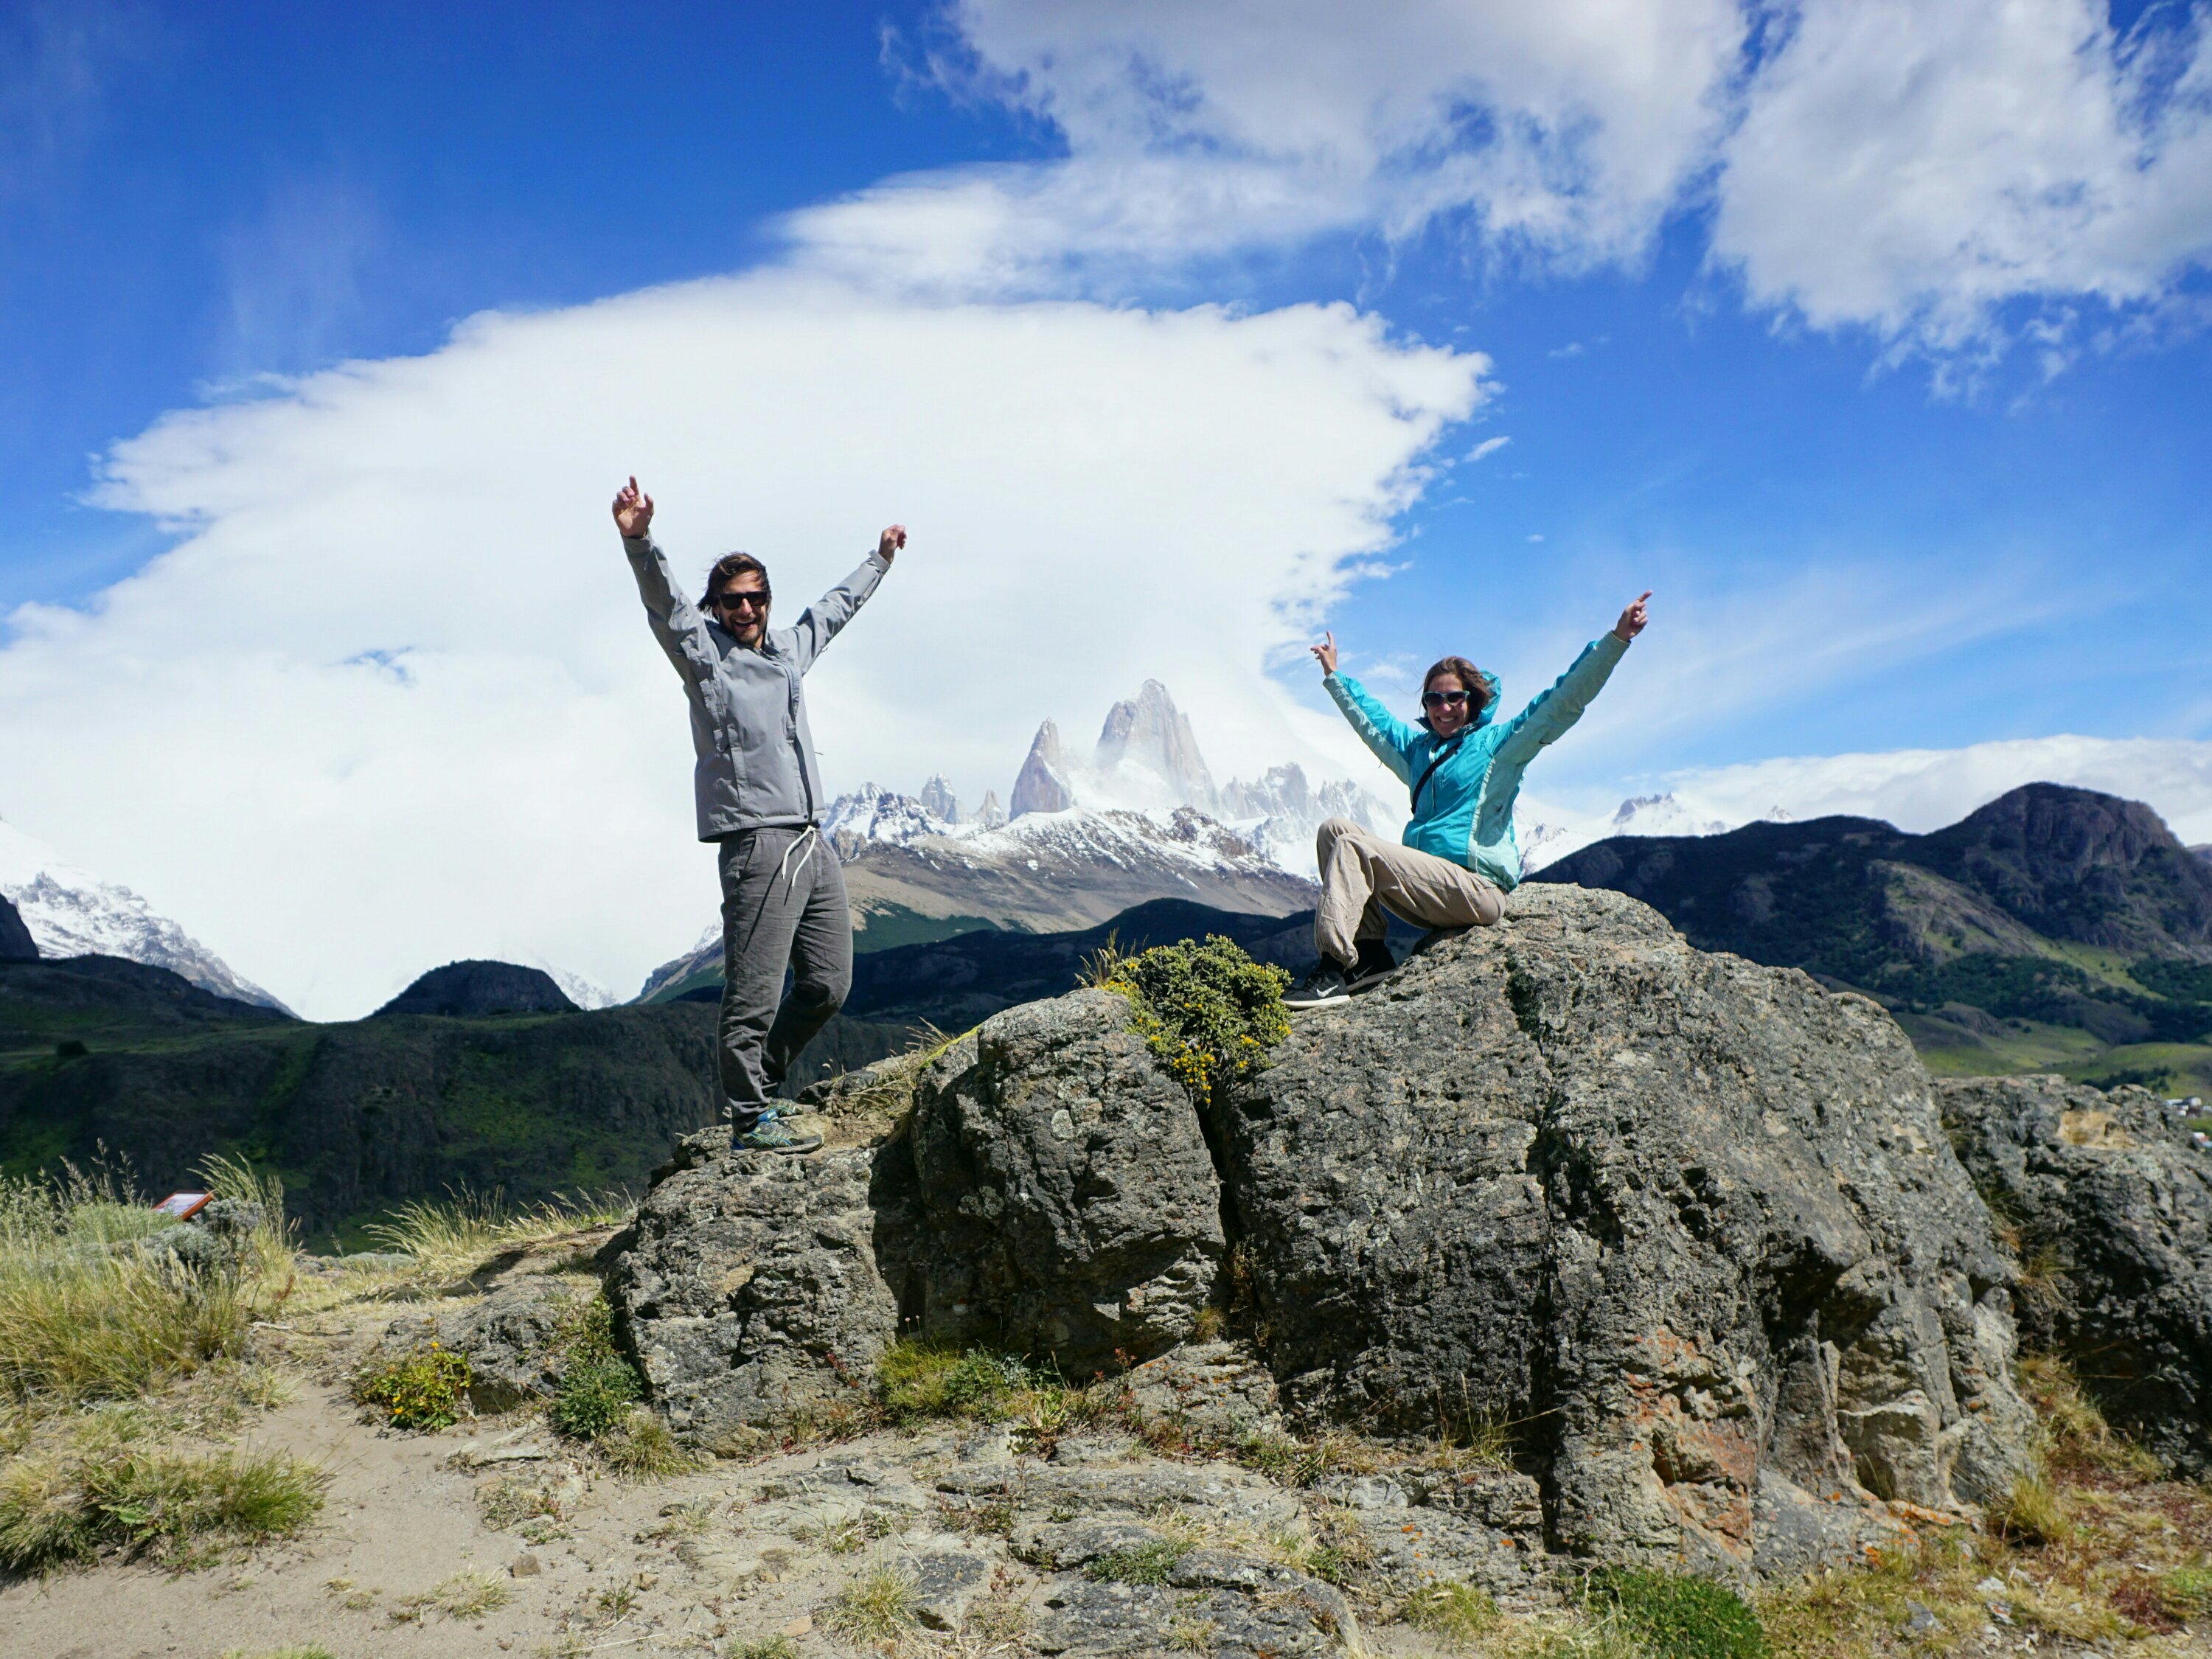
[
  {"xmin": 824, "ymin": 1564, "xmax": 920, "ymax": 1643},
  {"xmin": 362, "ymin": 1186, "xmax": 632, "ymax": 1283}
]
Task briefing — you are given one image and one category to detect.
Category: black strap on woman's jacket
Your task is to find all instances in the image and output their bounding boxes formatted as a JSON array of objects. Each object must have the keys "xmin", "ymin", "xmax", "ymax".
[{"xmin": 1410, "ymin": 734, "xmax": 1467, "ymax": 814}]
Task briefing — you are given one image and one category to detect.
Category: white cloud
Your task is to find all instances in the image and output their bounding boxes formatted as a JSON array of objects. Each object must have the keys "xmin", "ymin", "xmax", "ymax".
[
  {"xmin": 0, "ymin": 272, "xmax": 1484, "ymax": 1017},
  {"xmin": 1669, "ymin": 735, "xmax": 2212, "ymax": 844},
  {"xmin": 801, "ymin": 1, "xmax": 2212, "ymax": 364},
  {"xmin": 1465, "ymin": 435, "xmax": 1512, "ymax": 462},
  {"xmin": 796, "ymin": 0, "xmax": 1747, "ymax": 289},
  {"xmin": 1714, "ymin": 0, "xmax": 2212, "ymax": 355}
]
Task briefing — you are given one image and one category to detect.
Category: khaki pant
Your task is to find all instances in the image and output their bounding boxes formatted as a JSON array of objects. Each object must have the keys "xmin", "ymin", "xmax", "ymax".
[{"xmin": 1314, "ymin": 816, "xmax": 1503, "ymax": 966}]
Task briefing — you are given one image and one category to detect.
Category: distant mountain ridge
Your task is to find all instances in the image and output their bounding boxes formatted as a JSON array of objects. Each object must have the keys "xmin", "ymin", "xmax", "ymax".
[
  {"xmin": 0, "ymin": 818, "xmax": 286, "ymax": 1010},
  {"xmin": 1537, "ymin": 782, "xmax": 2212, "ymax": 1091}
]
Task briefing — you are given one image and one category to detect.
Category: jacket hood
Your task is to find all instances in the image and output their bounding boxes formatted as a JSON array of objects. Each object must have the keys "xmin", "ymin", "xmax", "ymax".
[{"xmin": 1418, "ymin": 667, "xmax": 1503, "ymax": 737}]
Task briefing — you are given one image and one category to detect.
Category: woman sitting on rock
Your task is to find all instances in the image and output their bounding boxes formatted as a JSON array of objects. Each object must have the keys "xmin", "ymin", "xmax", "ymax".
[{"xmin": 1287, "ymin": 592, "xmax": 1652, "ymax": 1007}]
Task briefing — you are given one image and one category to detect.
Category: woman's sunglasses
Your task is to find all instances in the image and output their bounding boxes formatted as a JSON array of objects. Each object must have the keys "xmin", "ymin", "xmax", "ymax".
[{"xmin": 1422, "ymin": 689, "xmax": 1470, "ymax": 708}]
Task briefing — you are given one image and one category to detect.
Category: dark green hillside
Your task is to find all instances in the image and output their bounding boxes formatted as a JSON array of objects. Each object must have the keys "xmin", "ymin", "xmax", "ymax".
[
  {"xmin": 0, "ymin": 901, "xmax": 1318, "ymax": 1236},
  {"xmin": 0, "ymin": 956, "xmax": 727, "ymax": 1237},
  {"xmin": 1535, "ymin": 783, "xmax": 2212, "ymax": 1093}
]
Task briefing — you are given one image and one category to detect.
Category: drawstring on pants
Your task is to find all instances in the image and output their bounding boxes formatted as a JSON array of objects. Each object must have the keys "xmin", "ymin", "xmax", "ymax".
[{"xmin": 777, "ymin": 824, "xmax": 820, "ymax": 891}]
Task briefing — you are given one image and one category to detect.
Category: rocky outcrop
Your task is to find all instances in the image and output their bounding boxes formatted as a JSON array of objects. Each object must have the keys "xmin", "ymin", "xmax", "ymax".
[
  {"xmin": 602, "ymin": 1130, "xmax": 908, "ymax": 1450},
  {"xmin": 1010, "ymin": 720, "xmax": 1076, "ymax": 818},
  {"xmin": 375, "ymin": 959, "xmax": 580, "ymax": 1018},
  {"xmin": 1940, "ymin": 1074, "xmax": 2212, "ymax": 1475},
  {"xmin": 1215, "ymin": 885, "xmax": 2031, "ymax": 1572},
  {"xmin": 905, "ymin": 990, "xmax": 1225, "ymax": 1369},
  {"xmin": 605, "ymin": 883, "xmax": 2037, "ymax": 1575}
]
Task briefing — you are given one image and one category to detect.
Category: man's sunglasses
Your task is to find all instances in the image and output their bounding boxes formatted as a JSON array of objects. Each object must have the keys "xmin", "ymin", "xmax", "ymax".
[
  {"xmin": 1422, "ymin": 689, "xmax": 1470, "ymax": 708},
  {"xmin": 712, "ymin": 589, "xmax": 771, "ymax": 611}
]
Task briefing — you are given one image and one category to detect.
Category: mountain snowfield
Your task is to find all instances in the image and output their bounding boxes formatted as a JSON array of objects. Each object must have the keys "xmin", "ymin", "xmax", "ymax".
[{"xmin": 0, "ymin": 817, "xmax": 287, "ymax": 1010}]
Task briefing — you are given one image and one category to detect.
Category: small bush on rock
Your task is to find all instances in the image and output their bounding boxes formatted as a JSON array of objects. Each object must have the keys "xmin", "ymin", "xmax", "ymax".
[
  {"xmin": 1091, "ymin": 933, "xmax": 1289, "ymax": 1102},
  {"xmin": 548, "ymin": 1295, "xmax": 649, "ymax": 1442},
  {"xmin": 352, "ymin": 1341, "xmax": 470, "ymax": 1431},
  {"xmin": 1582, "ymin": 1568, "xmax": 1770, "ymax": 1659}
]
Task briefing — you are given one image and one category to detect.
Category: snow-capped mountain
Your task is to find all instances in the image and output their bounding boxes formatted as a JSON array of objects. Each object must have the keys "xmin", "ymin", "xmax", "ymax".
[
  {"xmin": 1006, "ymin": 681, "xmax": 1398, "ymax": 877},
  {"xmin": 637, "ymin": 791, "xmax": 1313, "ymax": 1000},
  {"xmin": 0, "ymin": 817, "xmax": 288, "ymax": 1010},
  {"xmin": 542, "ymin": 966, "xmax": 619, "ymax": 1011}
]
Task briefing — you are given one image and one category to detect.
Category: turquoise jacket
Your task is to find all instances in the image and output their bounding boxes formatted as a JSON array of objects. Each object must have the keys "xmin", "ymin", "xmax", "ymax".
[{"xmin": 1326, "ymin": 632, "xmax": 1629, "ymax": 891}]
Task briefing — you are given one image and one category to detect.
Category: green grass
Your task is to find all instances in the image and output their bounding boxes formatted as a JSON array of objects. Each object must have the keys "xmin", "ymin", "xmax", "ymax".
[
  {"xmin": 0, "ymin": 1443, "xmax": 326, "ymax": 1571},
  {"xmin": 1403, "ymin": 1580, "xmax": 1501, "ymax": 1644},
  {"xmin": 1582, "ymin": 1568, "xmax": 1770, "ymax": 1659},
  {"xmin": 547, "ymin": 1295, "xmax": 651, "ymax": 1444},
  {"xmin": 595, "ymin": 1408, "xmax": 696, "ymax": 1478},
  {"xmin": 1086, "ymin": 1537, "xmax": 1189, "ymax": 1585},
  {"xmin": 0, "ymin": 1156, "xmax": 294, "ymax": 1410}
]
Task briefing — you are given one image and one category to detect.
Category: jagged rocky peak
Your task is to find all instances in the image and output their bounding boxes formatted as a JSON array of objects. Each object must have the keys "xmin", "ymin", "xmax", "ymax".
[
  {"xmin": 917, "ymin": 774, "xmax": 961, "ymax": 826},
  {"xmin": 1093, "ymin": 679, "xmax": 1220, "ymax": 814},
  {"xmin": 1608, "ymin": 793, "xmax": 1727, "ymax": 835},
  {"xmin": 604, "ymin": 882, "xmax": 2031, "ymax": 1576},
  {"xmin": 0, "ymin": 891, "xmax": 35, "ymax": 962},
  {"xmin": 1009, "ymin": 719, "xmax": 1075, "ymax": 817},
  {"xmin": 975, "ymin": 789, "xmax": 1007, "ymax": 830},
  {"xmin": 1219, "ymin": 762, "xmax": 1314, "ymax": 821},
  {"xmin": 824, "ymin": 782, "xmax": 947, "ymax": 854},
  {"xmin": 373, "ymin": 959, "xmax": 579, "ymax": 1018}
]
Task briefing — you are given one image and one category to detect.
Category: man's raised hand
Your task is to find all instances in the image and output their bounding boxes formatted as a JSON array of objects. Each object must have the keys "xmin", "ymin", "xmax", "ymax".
[
  {"xmin": 613, "ymin": 476, "xmax": 655, "ymax": 540},
  {"xmin": 1310, "ymin": 631, "xmax": 1339, "ymax": 675},
  {"xmin": 877, "ymin": 524, "xmax": 908, "ymax": 563},
  {"xmin": 1613, "ymin": 591, "xmax": 1652, "ymax": 643}
]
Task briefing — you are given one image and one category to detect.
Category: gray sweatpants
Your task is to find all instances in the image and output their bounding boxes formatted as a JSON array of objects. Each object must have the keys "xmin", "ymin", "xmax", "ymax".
[{"xmin": 716, "ymin": 826, "xmax": 852, "ymax": 1131}]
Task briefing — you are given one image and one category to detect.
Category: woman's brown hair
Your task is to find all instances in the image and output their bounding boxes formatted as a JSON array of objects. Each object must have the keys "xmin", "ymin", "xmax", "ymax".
[{"xmin": 1422, "ymin": 655, "xmax": 1492, "ymax": 718}]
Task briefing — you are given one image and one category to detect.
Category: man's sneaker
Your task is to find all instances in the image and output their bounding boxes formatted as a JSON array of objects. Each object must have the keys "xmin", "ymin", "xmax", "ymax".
[
  {"xmin": 1349, "ymin": 942, "xmax": 1399, "ymax": 991},
  {"xmin": 734, "ymin": 1116, "xmax": 822, "ymax": 1155},
  {"xmin": 1285, "ymin": 959, "xmax": 1354, "ymax": 1009}
]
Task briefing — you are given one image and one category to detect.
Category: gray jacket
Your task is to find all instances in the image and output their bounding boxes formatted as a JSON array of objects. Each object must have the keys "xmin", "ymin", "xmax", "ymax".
[{"xmin": 625, "ymin": 535, "xmax": 889, "ymax": 840}]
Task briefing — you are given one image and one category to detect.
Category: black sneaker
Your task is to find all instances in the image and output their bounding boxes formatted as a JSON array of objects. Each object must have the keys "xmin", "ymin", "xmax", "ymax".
[
  {"xmin": 1285, "ymin": 960, "xmax": 1354, "ymax": 1009},
  {"xmin": 1349, "ymin": 942, "xmax": 1399, "ymax": 991}
]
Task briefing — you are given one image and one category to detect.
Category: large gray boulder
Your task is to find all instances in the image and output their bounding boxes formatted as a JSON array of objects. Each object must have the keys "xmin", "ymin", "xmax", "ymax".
[
  {"xmin": 906, "ymin": 989, "xmax": 1225, "ymax": 1371},
  {"xmin": 602, "ymin": 883, "xmax": 2038, "ymax": 1576},
  {"xmin": 602, "ymin": 1129, "xmax": 910, "ymax": 1448},
  {"xmin": 1940, "ymin": 1074, "xmax": 2212, "ymax": 1475},
  {"xmin": 1213, "ymin": 884, "xmax": 2033, "ymax": 1571}
]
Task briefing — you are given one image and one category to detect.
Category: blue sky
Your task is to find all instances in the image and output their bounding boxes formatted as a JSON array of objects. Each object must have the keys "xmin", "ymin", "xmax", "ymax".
[{"xmin": 3, "ymin": 0, "xmax": 2210, "ymax": 1013}]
